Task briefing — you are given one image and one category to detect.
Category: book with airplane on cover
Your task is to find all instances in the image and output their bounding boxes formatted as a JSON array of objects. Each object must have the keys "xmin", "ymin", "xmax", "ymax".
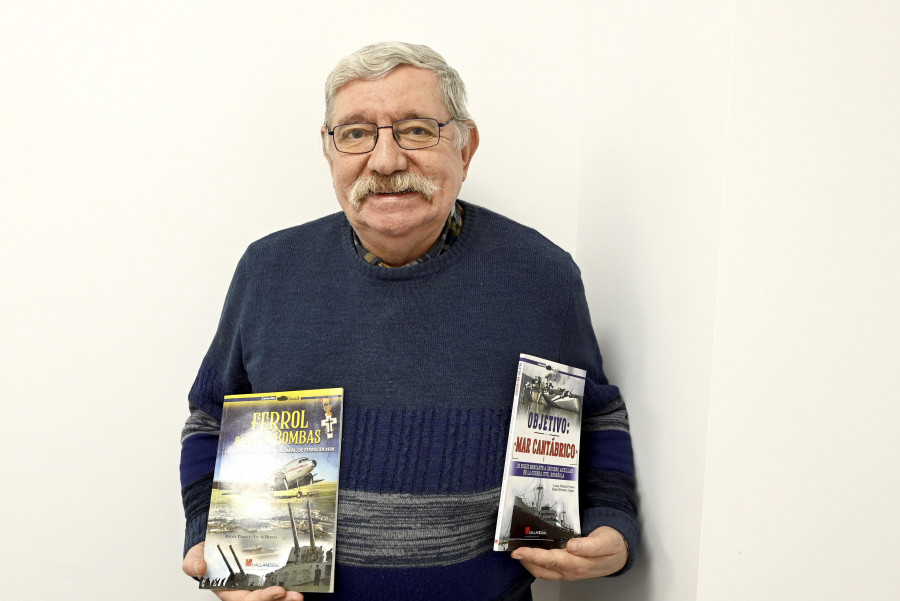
[
  {"xmin": 494, "ymin": 355, "xmax": 585, "ymax": 551},
  {"xmin": 199, "ymin": 388, "xmax": 343, "ymax": 593}
]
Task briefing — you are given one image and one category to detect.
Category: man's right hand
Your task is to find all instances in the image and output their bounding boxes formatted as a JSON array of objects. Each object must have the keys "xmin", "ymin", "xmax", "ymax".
[{"xmin": 183, "ymin": 542, "xmax": 304, "ymax": 601}]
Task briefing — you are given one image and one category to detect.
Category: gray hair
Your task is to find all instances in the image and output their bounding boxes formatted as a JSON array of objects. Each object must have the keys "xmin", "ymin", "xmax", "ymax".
[{"xmin": 324, "ymin": 41, "xmax": 473, "ymax": 149}]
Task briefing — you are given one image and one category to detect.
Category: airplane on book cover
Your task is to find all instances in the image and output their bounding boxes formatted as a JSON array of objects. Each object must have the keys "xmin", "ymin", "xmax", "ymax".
[
  {"xmin": 220, "ymin": 457, "xmax": 324, "ymax": 497},
  {"xmin": 271, "ymin": 457, "xmax": 322, "ymax": 490}
]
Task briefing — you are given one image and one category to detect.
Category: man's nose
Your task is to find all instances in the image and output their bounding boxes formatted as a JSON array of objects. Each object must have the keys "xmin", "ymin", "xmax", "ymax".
[{"xmin": 367, "ymin": 127, "xmax": 409, "ymax": 175}]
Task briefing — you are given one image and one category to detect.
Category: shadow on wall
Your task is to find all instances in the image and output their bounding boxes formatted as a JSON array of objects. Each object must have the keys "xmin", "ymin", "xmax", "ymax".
[{"xmin": 561, "ymin": 520, "xmax": 651, "ymax": 601}]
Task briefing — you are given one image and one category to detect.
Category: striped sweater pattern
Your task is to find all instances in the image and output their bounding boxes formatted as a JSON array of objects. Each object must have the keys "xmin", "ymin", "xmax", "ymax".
[{"xmin": 180, "ymin": 202, "xmax": 639, "ymax": 600}]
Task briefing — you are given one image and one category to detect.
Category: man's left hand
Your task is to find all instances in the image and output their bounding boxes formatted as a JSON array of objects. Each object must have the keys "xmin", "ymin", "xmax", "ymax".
[{"xmin": 510, "ymin": 526, "xmax": 628, "ymax": 581}]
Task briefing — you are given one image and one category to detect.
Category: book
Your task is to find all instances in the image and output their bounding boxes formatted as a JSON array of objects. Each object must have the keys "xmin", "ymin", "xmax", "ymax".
[
  {"xmin": 199, "ymin": 388, "xmax": 343, "ymax": 593},
  {"xmin": 493, "ymin": 355, "xmax": 585, "ymax": 551}
]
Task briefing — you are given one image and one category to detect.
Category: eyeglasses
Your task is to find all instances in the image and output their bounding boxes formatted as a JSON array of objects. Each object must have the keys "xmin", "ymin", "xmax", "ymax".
[{"xmin": 327, "ymin": 117, "xmax": 456, "ymax": 154}]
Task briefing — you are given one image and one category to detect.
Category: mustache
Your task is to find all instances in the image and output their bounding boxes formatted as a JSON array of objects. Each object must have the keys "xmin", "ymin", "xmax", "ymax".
[{"xmin": 348, "ymin": 172, "xmax": 440, "ymax": 208}]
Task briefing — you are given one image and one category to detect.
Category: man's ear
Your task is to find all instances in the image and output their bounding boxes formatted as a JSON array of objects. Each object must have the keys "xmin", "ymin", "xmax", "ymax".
[{"xmin": 459, "ymin": 122, "xmax": 479, "ymax": 180}]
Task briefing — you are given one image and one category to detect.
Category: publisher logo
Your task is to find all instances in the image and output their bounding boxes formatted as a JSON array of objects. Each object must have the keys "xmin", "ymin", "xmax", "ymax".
[{"xmin": 245, "ymin": 559, "xmax": 253, "ymax": 566}]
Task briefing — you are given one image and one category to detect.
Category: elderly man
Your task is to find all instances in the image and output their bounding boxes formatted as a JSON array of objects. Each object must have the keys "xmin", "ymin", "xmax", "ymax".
[{"xmin": 181, "ymin": 42, "xmax": 639, "ymax": 601}]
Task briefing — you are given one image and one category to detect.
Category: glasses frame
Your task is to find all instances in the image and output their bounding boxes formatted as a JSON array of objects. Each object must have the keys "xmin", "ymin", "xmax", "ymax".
[{"xmin": 327, "ymin": 117, "xmax": 456, "ymax": 154}]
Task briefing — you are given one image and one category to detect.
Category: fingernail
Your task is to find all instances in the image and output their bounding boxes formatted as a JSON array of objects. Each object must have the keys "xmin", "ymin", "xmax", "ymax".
[
  {"xmin": 193, "ymin": 560, "xmax": 203, "ymax": 577},
  {"xmin": 568, "ymin": 539, "xmax": 581, "ymax": 553}
]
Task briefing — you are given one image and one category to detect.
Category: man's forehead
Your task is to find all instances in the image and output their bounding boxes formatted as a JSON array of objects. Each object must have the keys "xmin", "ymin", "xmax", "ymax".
[{"xmin": 331, "ymin": 66, "xmax": 446, "ymax": 124}]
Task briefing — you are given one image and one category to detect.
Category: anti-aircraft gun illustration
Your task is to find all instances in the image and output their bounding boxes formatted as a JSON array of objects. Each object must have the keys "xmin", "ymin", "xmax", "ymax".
[
  {"xmin": 264, "ymin": 500, "xmax": 331, "ymax": 588},
  {"xmin": 209, "ymin": 544, "xmax": 264, "ymax": 588}
]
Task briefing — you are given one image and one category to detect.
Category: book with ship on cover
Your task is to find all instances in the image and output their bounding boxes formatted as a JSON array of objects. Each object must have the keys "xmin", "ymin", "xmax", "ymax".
[
  {"xmin": 493, "ymin": 354, "xmax": 585, "ymax": 551},
  {"xmin": 199, "ymin": 388, "xmax": 343, "ymax": 594}
]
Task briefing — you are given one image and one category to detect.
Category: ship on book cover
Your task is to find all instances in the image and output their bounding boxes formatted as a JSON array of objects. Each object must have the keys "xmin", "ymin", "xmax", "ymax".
[
  {"xmin": 199, "ymin": 388, "xmax": 343, "ymax": 593},
  {"xmin": 494, "ymin": 355, "xmax": 585, "ymax": 551}
]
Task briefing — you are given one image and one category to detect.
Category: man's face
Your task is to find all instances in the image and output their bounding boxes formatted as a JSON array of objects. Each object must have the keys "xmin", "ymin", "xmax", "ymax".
[{"xmin": 322, "ymin": 65, "xmax": 478, "ymax": 263}]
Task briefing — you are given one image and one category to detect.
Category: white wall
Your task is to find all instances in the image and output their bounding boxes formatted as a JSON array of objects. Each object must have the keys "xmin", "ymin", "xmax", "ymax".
[
  {"xmin": 569, "ymin": 2, "xmax": 900, "ymax": 601},
  {"xmin": 567, "ymin": 3, "xmax": 736, "ymax": 600},
  {"xmin": 697, "ymin": 3, "xmax": 900, "ymax": 599},
  {"xmin": 3, "ymin": 2, "xmax": 898, "ymax": 600}
]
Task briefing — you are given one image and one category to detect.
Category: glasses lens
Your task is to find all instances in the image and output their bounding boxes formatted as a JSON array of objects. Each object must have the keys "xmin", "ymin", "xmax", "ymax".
[
  {"xmin": 393, "ymin": 119, "xmax": 441, "ymax": 150},
  {"xmin": 333, "ymin": 123, "xmax": 377, "ymax": 153}
]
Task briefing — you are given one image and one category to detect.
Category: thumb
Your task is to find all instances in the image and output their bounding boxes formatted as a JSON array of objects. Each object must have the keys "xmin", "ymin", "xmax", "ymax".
[
  {"xmin": 182, "ymin": 541, "xmax": 207, "ymax": 578},
  {"xmin": 566, "ymin": 536, "xmax": 589, "ymax": 555},
  {"xmin": 566, "ymin": 527, "xmax": 624, "ymax": 557}
]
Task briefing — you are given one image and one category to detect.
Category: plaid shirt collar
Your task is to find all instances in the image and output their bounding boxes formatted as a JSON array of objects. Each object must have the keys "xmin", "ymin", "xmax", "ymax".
[{"xmin": 352, "ymin": 201, "xmax": 464, "ymax": 268}]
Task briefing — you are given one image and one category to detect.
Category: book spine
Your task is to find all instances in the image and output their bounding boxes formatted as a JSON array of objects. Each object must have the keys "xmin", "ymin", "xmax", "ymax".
[{"xmin": 493, "ymin": 356, "xmax": 526, "ymax": 549}]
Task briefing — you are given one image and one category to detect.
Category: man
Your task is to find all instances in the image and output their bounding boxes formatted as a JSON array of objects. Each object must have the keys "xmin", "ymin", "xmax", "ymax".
[{"xmin": 181, "ymin": 41, "xmax": 639, "ymax": 601}]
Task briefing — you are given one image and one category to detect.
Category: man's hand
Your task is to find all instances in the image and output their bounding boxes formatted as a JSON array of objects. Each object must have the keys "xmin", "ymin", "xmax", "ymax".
[
  {"xmin": 183, "ymin": 542, "xmax": 304, "ymax": 601},
  {"xmin": 510, "ymin": 526, "xmax": 628, "ymax": 581}
]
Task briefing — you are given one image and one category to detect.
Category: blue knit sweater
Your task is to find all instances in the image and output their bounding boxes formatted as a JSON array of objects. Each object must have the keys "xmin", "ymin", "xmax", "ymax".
[{"xmin": 180, "ymin": 202, "xmax": 639, "ymax": 600}]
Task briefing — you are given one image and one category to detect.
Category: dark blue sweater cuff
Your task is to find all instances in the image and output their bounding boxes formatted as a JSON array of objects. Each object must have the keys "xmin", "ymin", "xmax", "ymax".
[
  {"xmin": 182, "ymin": 474, "xmax": 213, "ymax": 557},
  {"xmin": 582, "ymin": 506, "xmax": 641, "ymax": 575}
]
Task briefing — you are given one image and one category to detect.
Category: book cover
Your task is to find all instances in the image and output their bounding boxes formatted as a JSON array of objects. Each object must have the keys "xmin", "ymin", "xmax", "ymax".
[
  {"xmin": 494, "ymin": 355, "xmax": 585, "ymax": 551},
  {"xmin": 199, "ymin": 388, "xmax": 343, "ymax": 593}
]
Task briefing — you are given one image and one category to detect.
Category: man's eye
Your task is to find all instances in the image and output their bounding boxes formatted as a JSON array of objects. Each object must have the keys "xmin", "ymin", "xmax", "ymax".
[
  {"xmin": 398, "ymin": 126, "xmax": 434, "ymax": 138},
  {"xmin": 345, "ymin": 128, "xmax": 367, "ymax": 139}
]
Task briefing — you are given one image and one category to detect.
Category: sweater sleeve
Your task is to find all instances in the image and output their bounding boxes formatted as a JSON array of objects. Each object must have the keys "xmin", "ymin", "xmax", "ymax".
[
  {"xmin": 179, "ymin": 251, "xmax": 255, "ymax": 556},
  {"xmin": 557, "ymin": 270, "xmax": 640, "ymax": 574}
]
